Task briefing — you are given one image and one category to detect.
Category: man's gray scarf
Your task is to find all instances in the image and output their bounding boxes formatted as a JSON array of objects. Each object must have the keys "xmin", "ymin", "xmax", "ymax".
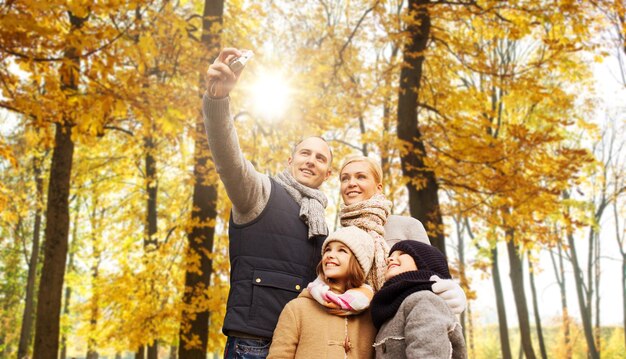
[{"xmin": 274, "ymin": 169, "xmax": 328, "ymax": 239}]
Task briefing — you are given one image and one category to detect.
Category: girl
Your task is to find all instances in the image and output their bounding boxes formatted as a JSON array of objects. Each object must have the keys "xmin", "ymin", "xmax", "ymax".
[
  {"xmin": 370, "ymin": 240, "xmax": 467, "ymax": 358},
  {"xmin": 268, "ymin": 226, "xmax": 376, "ymax": 358},
  {"xmin": 339, "ymin": 156, "xmax": 466, "ymax": 312}
]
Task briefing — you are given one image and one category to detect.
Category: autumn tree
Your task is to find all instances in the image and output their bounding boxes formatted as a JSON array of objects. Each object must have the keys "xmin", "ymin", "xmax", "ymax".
[
  {"xmin": 1, "ymin": 2, "xmax": 120, "ymax": 357},
  {"xmin": 407, "ymin": 1, "xmax": 597, "ymax": 357},
  {"xmin": 176, "ymin": 0, "xmax": 223, "ymax": 356},
  {"xmin": 1, "ymin": 1, "xmax": 624, "ymax": 357},
  {"xmin": 594, "ymin": 0, "xmax": 626, "ymax": 347},
  {"xmin": 0, "ymin": 119, "xmax": 49, "ymax": 357},
  {"xmin": 395, "ymin": 0, "xmax": 448, "ymax": 253},
  {"xmin": 1, "ymin": 0, "xmax": 207, "ymax": 356},
  {"xmin": 0, "ymin": 121, "xmax": 52, "ymax": 359}
]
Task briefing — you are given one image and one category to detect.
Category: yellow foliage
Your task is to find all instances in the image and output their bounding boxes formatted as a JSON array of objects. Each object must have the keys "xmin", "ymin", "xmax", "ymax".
[
  {"xmin": 0, "ymin": 140, "xmax": 17, "ymax": 169},
  {"xmin": 602, "ymin": 327, "xmax": 626, "ymax": 358},
  {"xmin": 0, "ymin": 0, "xmax": 621, "ymax": 356}
]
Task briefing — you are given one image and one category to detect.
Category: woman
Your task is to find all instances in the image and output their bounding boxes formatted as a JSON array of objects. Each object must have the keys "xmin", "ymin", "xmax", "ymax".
[
  {"xmin": 339, "ymin": 156, "xmax": 429, "ymax": 246},
  {"xmin": 338, "ymin": 156, "xmax": 465, "ymax": 311}
]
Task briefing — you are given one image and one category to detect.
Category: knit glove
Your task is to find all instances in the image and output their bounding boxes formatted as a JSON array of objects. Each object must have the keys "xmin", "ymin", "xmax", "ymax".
[{"xmin": 431, "ymin": 275, "xmax": 466, "ymax": 315}]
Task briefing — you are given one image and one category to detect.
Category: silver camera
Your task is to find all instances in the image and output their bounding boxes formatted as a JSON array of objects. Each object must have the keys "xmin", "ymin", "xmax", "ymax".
[{"xmin": 229, "ymin": 50, "xmax": 254, "ymax": 72}]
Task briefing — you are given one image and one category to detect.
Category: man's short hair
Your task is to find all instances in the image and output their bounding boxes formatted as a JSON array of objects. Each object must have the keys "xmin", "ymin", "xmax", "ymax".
[{"xmin": 292, "ymin": 136, "xmax": 333, "ymax": 166}]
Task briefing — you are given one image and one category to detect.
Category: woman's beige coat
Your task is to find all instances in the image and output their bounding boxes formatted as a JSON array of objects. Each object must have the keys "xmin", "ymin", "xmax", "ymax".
[{"xmin": 268, "ymin": 289, "xmax": 376, "ymax": 359}]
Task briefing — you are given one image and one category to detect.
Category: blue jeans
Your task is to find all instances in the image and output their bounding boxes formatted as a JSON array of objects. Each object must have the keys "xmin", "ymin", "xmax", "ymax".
[{"xmin": 224, "ymin": 336, "xmax": 272, "ymax": 359}]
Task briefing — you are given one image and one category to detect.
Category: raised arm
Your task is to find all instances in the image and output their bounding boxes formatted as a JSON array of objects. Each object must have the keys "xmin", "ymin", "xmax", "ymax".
[{"xmin": 202, "ymin": 48, "xmax": 270, "ymax": 223}]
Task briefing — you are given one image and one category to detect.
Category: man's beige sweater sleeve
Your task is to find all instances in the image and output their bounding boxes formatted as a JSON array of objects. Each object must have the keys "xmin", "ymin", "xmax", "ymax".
[{"xmin": 201, "ymin": 93, "xmax": 271, "ymax": 224}]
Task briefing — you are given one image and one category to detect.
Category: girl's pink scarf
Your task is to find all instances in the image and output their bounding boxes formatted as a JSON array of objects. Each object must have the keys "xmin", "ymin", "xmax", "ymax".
[{"xmin": 307, "ymin": 276, "xmax": 373, "ymax": 315}]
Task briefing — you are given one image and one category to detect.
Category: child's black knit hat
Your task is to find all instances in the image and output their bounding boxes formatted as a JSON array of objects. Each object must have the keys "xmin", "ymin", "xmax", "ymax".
[{"xmin": 389, "ymin": 240, "xmax": 451, "ymax": 279}]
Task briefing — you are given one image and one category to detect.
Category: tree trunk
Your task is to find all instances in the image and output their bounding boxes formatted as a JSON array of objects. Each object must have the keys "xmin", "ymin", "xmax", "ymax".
[
  {"xmin": 144, "ymin": 133, "xmax": 159, "ymax": 359},
  {"xmin": 59, "ymin": 283, "xmax": 72, "ymax": 359},
  {"xmin": 528, "ymin": 258, "xmax": 547, "ymax": 359},
  {"xmin": 86, "ymin": 204, "xmax": 101, "ymax": 359},
  {"xmin": 492, "ymin": 246, "xmax": 512, "ymax": 359},
  {"xmin": 148, "ymin": 342, "xmax": 158, "ymax": 359},
  {"xmin": 136, "ymin": 346, "xmax": 145, "ymax": 359},
  {"xmin": 381, "ymin": 75, "xmax": 392, "ymax": 183},
  {"xmin": 550, "ymin": 243, "xmax": 571, "ymax": 359},
  {"xmin": 145, "ymin": 134, "xmax": 158, "ymax": 250},
  {"xmin": 381, "ymin": 32, "xmax": 399, "ymax": 180},
  {"xmin": 614, "ymin": 13, "xmax": 626, "ymax": 348},
  {"xmin": 85, "ymin": 313, "xmax": 99, "ymax": 359},
  {"xmin": 33, "ymin": 117, "xmax": 75, "ymax": 359},
  {"xmin": 134, "ymin": 4, "xmax": 160, "ymax": 355},
  {"xmin": 623, "ymin": 254, "xmax": 626, "ymax": 351},
  {"xmin": 381, "ymin": 103, "xmax": 391, "ymax": 184},
  {"xmin": 466, "ymin": 302, "xmax": 475, "ymax": 358},
  {"xmin": 60, "ymin": 199, "xmax": 80, "ymax": 359},
  {"xmin": 380, "ymin": 43, "xmax": 399, "ymax": 195},
  {"xmin": 505, "ymin": 230, "xmax": 536, "ymax": 359},
  {"xmin": 455, "ymin": 215, "xmax": 467, "ymax": 339},
  {"xmin": 32, "ymin": 11, "xmax": 85, "ymax": 359},
  {"xmin": 18, "ymin": 157, "xmax": 44, "ymax": 359},
  {"xmin": 561, "ymin": 190, "xmax": 599, "ymax": 357},
  {"xmin": 586, "ymin": 226, "xmax": 595, "ymax": 346},
  {"xmin": 397, "ymin": 0, "xmax": 445, "ymax": 254},
  {"xmin": 566, "ymin": 228, "xmax": 599, "ymax": 358},
  {"xmin": 587, "ymin": 198, "xmax": 606, "ymax": 354},
  {"xmin": 463, "ymin": 217, "xmax": 476, "ymax": 358},
  {"xmin": 178, "ymin": 1, "xmax": 223, "ymax": 358},
  {"xmin": 594, "ymin": 231, "xmax": 601, "ymax": 353}
]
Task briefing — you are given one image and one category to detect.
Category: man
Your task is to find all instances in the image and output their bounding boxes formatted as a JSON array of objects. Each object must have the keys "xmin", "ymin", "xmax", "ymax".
[{"xmin": 203, "ymin": 48, "xmax": 464, "ymax": 359}]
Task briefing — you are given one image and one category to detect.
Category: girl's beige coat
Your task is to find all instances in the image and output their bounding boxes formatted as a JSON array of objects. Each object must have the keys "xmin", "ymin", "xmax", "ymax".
[{"xmin": 268, "ymin": 289, "xmax": 376, "ymax": 359}]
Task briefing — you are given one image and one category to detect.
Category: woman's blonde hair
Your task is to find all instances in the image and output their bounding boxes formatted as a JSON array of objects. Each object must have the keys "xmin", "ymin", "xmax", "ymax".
[{"xmin": 339, "ymin": 156, "xmax": 383, "ymax": 184}]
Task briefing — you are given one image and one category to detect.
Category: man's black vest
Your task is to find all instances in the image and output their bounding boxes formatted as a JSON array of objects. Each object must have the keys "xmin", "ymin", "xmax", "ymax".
[{"xmin": 223, "ymin": 178, "xmax": 325, "ymax": 338}]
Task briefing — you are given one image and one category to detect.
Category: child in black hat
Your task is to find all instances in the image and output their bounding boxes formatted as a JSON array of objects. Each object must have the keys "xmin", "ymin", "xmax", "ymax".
[{"xmin": 370, "ymin": 240, "xmax": 467, "ymax": 359}]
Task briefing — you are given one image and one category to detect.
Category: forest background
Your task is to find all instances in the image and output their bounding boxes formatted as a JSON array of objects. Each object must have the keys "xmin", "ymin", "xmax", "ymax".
[{"xmin": 1, "ymin": 0, "xmax": 625, "ymax": 358}]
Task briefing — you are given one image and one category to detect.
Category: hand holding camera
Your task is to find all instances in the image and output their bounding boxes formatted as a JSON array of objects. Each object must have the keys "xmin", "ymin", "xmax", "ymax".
[
  {"xmin": 229, "ymin": 50, "xmax": 253, "ymax": 72},
  {"xmin": 206, "ymin": 48, "xmax": 253, "ymax": 98}
]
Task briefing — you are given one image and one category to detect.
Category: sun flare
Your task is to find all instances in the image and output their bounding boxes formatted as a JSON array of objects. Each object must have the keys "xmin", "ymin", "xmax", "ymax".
[{"xmin": 249, "ymin": 72, "xmax": 291, "ymax": 120}]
